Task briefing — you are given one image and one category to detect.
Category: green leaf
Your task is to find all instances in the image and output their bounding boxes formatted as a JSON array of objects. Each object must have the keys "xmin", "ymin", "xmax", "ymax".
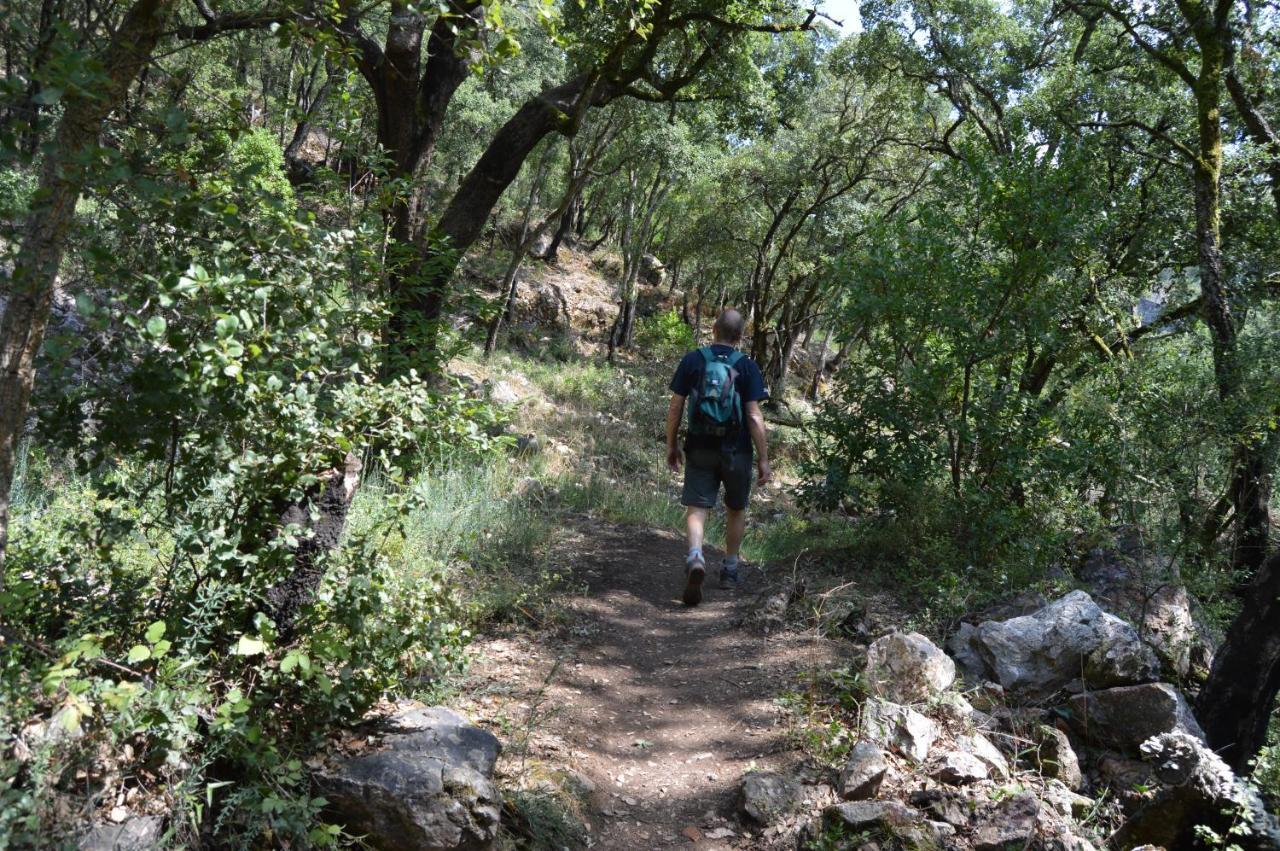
[
  {"xmin": 145, "ymin": 621, "xmax": 166, "ymax": 644},
  {"xmin": 216, "ymin": 315, "xmax": 240, "ymax": 339},
  {"xmin": 145, "ymin": 315, "xmax": 167, "ymax": 338},
  {"xmin": 127, "ymin": 645, "xmax": 151, "ymax": 664},
  {"xmin": 235, "ymin": 635, "xmax": 266, "ymax": 656}
]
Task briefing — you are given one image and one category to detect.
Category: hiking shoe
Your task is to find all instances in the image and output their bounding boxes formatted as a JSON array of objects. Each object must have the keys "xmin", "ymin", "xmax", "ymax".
[
  {"xmin": 718, "ymin": 563, "xmax": 741, "ymax": 590},
  {"xmin": 682, "ymin": 554, "xmax": 706, "ymax": 606}
]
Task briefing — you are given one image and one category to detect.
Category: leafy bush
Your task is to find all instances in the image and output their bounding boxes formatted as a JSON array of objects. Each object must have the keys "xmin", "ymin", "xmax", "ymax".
[
  {"xmin": 1255, "ymin": 717, "xmax": 1280, "ymax": 810},
  {"xmin": 227, "ymin": 127, "xmax": 295, "ymax": 205},
  {"xmin": 1, "ymin": 146, "xmax": 506, "ymax": 846},
  {"xmin": 635, "ymin": 308, "xmax": 694, "ymax": 358},
  {"xmin": 0, "ymin": 167, "xmax": 36, "ymax": 240}
]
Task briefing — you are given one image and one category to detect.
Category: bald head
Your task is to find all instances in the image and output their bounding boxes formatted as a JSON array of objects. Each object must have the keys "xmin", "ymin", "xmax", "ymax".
[{"xmin": 713, "ymin": 308, "xmax": 745, "ymax": 345}]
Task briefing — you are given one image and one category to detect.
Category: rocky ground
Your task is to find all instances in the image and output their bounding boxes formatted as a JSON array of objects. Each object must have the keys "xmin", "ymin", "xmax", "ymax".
[
  {"xmin": 291, "ymin": 249, "xmax": 1280, "ymax": 851},
  {"xmin": 307, "ymin": 517, "xmax": 1280, "ymax": 851}
]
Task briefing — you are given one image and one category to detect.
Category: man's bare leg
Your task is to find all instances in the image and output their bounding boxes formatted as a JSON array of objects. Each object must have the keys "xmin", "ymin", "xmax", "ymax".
[
  {"xmin": 683, "ymin": 506, "xmax": 708, "ymax": 606},
  {"xmin": 724, "ymin": 508, "xmax": 746, "ymax": 557},
  {"xmin": 686, "ymin": 506, "xmax": 708, "ymax": 554},
  {"xmin": 720, "ymin": 507, "xmax": 746, "ymax": 587}
]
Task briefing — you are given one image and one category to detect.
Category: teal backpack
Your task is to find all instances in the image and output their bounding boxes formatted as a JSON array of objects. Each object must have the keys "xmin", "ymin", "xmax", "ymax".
[{"xmin": 687, "ymin": 347, "xmax": 745, "ymax": 438}]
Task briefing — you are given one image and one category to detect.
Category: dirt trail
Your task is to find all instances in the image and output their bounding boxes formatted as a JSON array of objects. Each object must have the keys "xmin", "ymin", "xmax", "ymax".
[{"xmin": 460, "ymin": 519, "xmax": 846, "ymax": 850}]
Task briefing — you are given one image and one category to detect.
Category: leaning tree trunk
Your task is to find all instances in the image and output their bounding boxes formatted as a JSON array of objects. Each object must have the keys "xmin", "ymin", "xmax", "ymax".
[
  {"xmin": 544, "ymin": 141, "xmax": 584, "ymax": 263},
  {"xmin": 283, "ymin": 61, "xmax": 338, "ymax": 183},
  {"xmin": 1226, "ymin": 70, "xmax": 1280, "ymax": 222},
  {"xmin": 484, "ymin": 142, "xmax": 553, "ymax": 356},
  {"xmin": 484, "ymin": 249, "xmax": 529, "ymax": 357},
  {"xmin": 1197, "ymin": 549, "xmax": 1280, "ymax": 772},
  {"xmin": 266, "ymin": 453, "xmax": 363, "ymax": 639},
  {"xmin": 390, "ymin": 75, "xmax": 593, "ymax": 372},
  {"xmin": 544, "ymin": 200, "xmax": 576, "ymax": 263},
  {"xmin": 0, "ymin": 0, "xmax": 176, "ymax": 587}
]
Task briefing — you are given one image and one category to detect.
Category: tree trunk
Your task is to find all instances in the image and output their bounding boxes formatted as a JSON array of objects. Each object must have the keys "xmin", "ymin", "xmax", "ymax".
[
  {"xmin": 808, "ymin": 330, "xmax": 829, "ymax": 401},
  {"xmin": 484, "ymin": 143, "xmax": 554, "ymax": 355},
  {"xmin": 283, "ymin": 62, "xmax": 338, "ymax": 184},
  {"xmin": 265, "ymin": 453, "xmax": 362, "ymax": 639},
  {"xmin": 774, "ymin": 329, "xmax": 798, "ymax": 402},
  {"xmin": 585, "ymin": 218, "xmax": 613, "ymax": 252},
  {"xmin": 694, "ymin": 280, "xmax": 706, "ymax": 339},
  {"xmin": 1225, "ymin": 70, "xmax": 1280, "ymax": 222},
  {"xmin": 4, "ymin": 0, "xmax": 64, "ymax": 155},
  {"xmin": 365, "ymin": 4, "xmax": 479, "ymax": 373},
  {"xmin": 545, "ymin": 200, "xmax": 576, "ymax": 262},
  {"xmin": 1197, "ymin": 550, "xmax": 1280, "ymax": 772},
  {"xmin": 544, "ymin": 142, "xmax": 583, "ymax": 263},
  {"xmin": 1190, "ymin": 41, "xmax": 1270, "ymax": 577},
  {"xmin": 388, "ymin": 75, "xmax": 590, "ymax": 371},
  {"xmin": 485, "ymin": 250, "xmax": 527, "ymax": 356},
  {"xmin": 621, "ymin": 294, "xmax": 639, "ymax": 348},
  {"xmin": 1191, "ymin": 12, "xmax": 1279, "ymax": 771},
  {"xmin": 0, "ymin": 0, "xmax": 176, "ymax": 586}
]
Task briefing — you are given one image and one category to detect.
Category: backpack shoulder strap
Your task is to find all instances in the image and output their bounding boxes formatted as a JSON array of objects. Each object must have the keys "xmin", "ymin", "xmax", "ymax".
[
  {"xmin": 698, "ymin": 346, "xmax": 716, "ymax": 364},
  {"xmin": 726, "ymin": 350, "xmax": 745, "ymax": 368}
]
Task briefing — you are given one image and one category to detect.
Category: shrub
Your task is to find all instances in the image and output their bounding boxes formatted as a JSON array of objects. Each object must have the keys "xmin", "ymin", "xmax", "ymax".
[
  {"xmin": 635, "ymin": 308, "xmax": 694, "ymax": 358},
  {"xmin": 0, "ymin": 167, "xmax": 36, "ymax": 240},
  {"xmin": 1, "ymin": 150, "xmax": 505, "ymax": 845}
]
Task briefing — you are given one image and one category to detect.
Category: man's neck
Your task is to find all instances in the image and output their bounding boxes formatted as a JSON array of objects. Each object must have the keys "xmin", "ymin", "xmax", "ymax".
[{"xmin": 712, "ymin": 339, "xmax": 735, "ymax": 348}]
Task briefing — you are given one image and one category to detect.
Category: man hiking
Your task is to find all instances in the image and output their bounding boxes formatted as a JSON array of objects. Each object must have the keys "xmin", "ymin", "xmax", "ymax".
[{"xmin": 665, "ymin": 308, "xmax": 771, "ymax": 606}]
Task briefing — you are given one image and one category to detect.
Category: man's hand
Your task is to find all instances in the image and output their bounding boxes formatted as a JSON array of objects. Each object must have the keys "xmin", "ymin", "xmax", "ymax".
[
  {"xmin": 667, "ymin": 445, "xmax": 684, "ymax": 472},
  {"xmin": 756, "ymin": 459, "xmax": 772, "ymax": 486}
]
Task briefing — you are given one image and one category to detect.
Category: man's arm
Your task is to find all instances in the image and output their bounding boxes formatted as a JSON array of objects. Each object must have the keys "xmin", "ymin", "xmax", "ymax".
[
  {"xmin": 746, "ymin": 400, "xmax": 771, "ymax": 485},
  {"xmin": 666, "ymin": 394, "xmax": 685, "ymax": 471}
]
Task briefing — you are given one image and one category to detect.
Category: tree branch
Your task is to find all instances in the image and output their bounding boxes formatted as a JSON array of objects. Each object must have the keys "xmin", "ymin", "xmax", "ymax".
[{"xmin": 1077, "ymin": 0, "xmax": 1198, "ymax": 88}]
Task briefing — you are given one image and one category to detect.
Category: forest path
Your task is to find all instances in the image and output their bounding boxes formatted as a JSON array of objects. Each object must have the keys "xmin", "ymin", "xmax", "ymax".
[{"xmin": 458, "ymin": 518, "xmax": 846, "ymax": 850}]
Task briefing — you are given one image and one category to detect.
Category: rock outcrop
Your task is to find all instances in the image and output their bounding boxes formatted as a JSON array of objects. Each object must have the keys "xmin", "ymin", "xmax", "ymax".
[
  {"xmin": 79, "ymin": 816, "xmax": 163, "ymax": 851},
  {"xmin": 859, "ymin": 698, "xmax": 939, "ymax": 762},
  {"xmin": 1114, "ymin": 732, "xmax": 1280, "ymax": 851},
  {"xmin": 959, "ymin": 591, "xmax": 1160, "ymax": 698},
  {"xmin": 761, "ymin": 592, "xmax": 1268, "ymax": 851},
  {"xmin": 1031, "ymin": 724, "xmax": 1083, "ymax": 790},
  {"xmin": 837, "ymin": 742, "xmax": 889, "ymax": 800},
  {"xmin": 316, "ymin": 706, "xmax": 502, "ymax": 851},
  {"xmin": 1065, "ymin": 682, "xmax": 1204, "ymax": 753},
  {"xmin": 865, "ymin": 631, "xmax": 957, "ymax": 704},
  {"xmin": 738, "ymin": 771, "xmax": 803, "ymax": 826},
  {"xmin": 1079, "ymin": 532, "xmax": 1205, "ymax": 677},
  {"xmin": 971, "ymin": 792, "xmax": 1039, "ymax": 851}
]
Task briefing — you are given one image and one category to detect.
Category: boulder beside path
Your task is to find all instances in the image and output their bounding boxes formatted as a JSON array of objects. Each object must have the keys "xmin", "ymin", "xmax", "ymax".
[{"xmin": 316, "ymin": 705, "xmax": 502, "ymax": 851}]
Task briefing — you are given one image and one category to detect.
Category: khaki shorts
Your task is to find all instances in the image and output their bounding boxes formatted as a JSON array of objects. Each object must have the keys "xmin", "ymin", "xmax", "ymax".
[{"xmin": 682, "ymin": 448, "xmax": 753, "ymax": 511}]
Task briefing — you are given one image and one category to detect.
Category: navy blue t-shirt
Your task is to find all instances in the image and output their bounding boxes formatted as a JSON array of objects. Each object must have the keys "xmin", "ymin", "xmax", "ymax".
[{"xmin": 670, "ymin": 344, "xmax": 768, "ymax": 453}]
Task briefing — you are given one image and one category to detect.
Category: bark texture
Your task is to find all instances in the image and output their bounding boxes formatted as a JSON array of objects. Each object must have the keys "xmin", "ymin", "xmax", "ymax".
[
  {"xmin": 266, "ymin": 453, "xmax": 363, "ymax": 638},
  {"xmin": 0, "ymin": 0, "xmax": 176, "ymax": 585},
  {"xmin": 1198, "ymin": 550, "xmax": 1280, "ymax": 772}
]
